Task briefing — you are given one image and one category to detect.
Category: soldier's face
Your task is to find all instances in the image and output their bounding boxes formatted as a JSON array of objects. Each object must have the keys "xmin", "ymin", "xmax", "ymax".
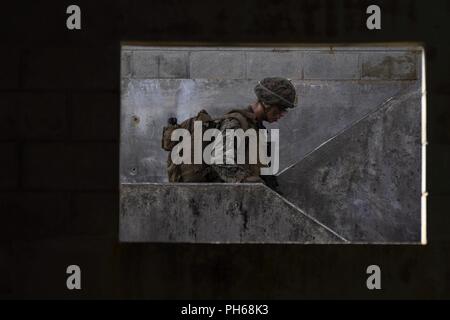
[{"xmin": 265, "ymin": 105, "xmax": 288, "ymax": 123}]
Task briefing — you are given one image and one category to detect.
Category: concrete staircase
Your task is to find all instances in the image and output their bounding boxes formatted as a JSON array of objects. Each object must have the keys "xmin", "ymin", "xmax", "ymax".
[
  {"xmin": 277, "ymin": 88, "xmax": 422, "ymax": 243},
  {"xmin": 119, "ymin": 46, "xmax": 423, "ymax": 243},
  {"xmin": 120, "ymin": 183, "xmax": 347, "ymax": 243}
]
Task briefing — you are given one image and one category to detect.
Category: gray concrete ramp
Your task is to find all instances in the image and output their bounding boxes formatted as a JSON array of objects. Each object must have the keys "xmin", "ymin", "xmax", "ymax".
[{"xmin": 277, "ymin": 87, "xmax": 422, "ymax": 243}]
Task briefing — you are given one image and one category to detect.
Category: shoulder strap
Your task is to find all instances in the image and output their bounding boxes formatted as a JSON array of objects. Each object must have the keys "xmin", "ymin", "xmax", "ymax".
[
  {"xmin": 219, "ymin": 108, "xmax": 257, "ymax": 131},
  {"xmin": 195, "ymin": 109, "xmax": 214, "ymax": 122},
  {"xmin": 221, "ymin": 112, "xmax": 250, "ymax": 130}
]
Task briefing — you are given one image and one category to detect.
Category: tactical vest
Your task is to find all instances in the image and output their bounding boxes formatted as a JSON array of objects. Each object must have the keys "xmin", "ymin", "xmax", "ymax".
[{"xmin": 161, "ymin": 107, "xmax": 262, "ymax": 182}]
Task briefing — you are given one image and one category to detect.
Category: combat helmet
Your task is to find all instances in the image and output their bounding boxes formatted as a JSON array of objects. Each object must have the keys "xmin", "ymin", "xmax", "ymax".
[{"xmin": 254, "ymin": 77, "xmax": 298, "ymax": 109}]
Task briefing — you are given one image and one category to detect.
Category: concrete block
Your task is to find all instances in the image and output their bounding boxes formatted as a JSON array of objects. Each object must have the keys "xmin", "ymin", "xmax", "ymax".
[
  {"xmin": 130, "ymin": 51, "xmax": 188, "ymax": 78},
  {"xmin": 0, "ymin": 243, "xmax": 12, "ymax": 297},
  {"xmin": 0, "ymin": 48, "xmax": 20, "ymax": 89},
  {"xmin": 0, "ymin": 94, "xmax": 19, "ymax": 140},
  {"xmin": 70, "ymin": 93, "xmax": 118, "ymax": 140},
  {"xmin": 70, "ymin": 192, "xmax": 118, "ymax": 237},
  {"xmin": 4, "ymin": 92, "xmax": 67, "ymax": 141},
  {"xmin": 159, "ymin": 52, "xmax": 188, "ymax": 78},
  {"xmin": 0, "ymin": 143, "xmax": 19, "ymax": 189},
  {"xmin": 427, "ymin": 195, "xmax": 450, "ymax": 244},
  {"xmin": 119, "ymin": 183, "xmax": 345, "ymax": 243},
  {"xmin": 19, "ymin": 93, "xmax": 67, "ymax": 140},
  {"xmin": 23, "ymin": 48, "xmax": 118, "ymax": 90},
  {"xmin": 428, "ymin": 94, "xmax": 450, "ymax": 143},
  {"xmin": 131, "ymin": 51, "xmax": 158, "ymax": 78},
  {"xmin": 247, "ymin": 51, "xmax": 302, "ymax": 79},
  {"xmin": 22, "ymin": 143, "xmax": 68, "ymax": 189},
  {"xmin": 66, "ymin": 143, "xmax": 118, "ymax": 190},
  {"xmin": 303, "ymin": 53, "xmax": 359, "ymax": 79},
  {"xmin": 190, "ymin": 51, "xmax": 246, "ymax": 79},
  {"xmin": 277, "ymin": 88, "xmax": 422, "ymax": 242},
  {"xmin": 361, "ymin": 52, "xmax": 418, "ymax": 80},
  {"xmin": 23, "ymin": 143, "xmax": 117, "ymax": 190},
  {"xmin": 428, "ymin": 144, "xmax": 450, "ymax": 195},
  {"xmin": 10, "ymin": 192, "xmax": 70, "ymax": 240},
  {"xmin": 3, "ymin": 191, "xmax": 116, "ymax": 241},
  {"xmin": 0, "ymin": 194, "xmax": 17, "ymax": 241}
]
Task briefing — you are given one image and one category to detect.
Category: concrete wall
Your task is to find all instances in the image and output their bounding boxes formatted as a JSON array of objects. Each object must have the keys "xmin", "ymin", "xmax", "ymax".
[
  {"xmin": 121, "ymin": 46, "xmax": 421, "ymax": 182},
  {"xmin": 5, "ymin": 0, "xmax": 450, "ymax": 299},
  {"xmin": 120, "ymin": 45, "xmax": 423, "ymax": 243},
  {"xmin": 120, "ymin": 183, "xmax": 346, "ymax": 243},
  {"xmin": 278, "ymin": 86, "xmax": 422, "ymax": 242}
]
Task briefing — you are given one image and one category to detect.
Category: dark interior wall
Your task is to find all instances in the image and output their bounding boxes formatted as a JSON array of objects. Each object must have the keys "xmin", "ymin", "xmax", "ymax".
[{"xmin": 1, "ymin": 0, "xmax": 449, "ymax": 298}]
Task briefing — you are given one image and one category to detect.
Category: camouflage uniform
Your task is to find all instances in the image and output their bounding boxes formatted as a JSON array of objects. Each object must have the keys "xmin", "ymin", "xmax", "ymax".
[
  {"xmin": 211, "ymin": 105, "xmax": 265, "ymax": 183},
  {"xmin": 210, "ymin": 77, "xmax": 298, "ymax": 187},
  {"xmin": 162, "ymin": 77, "xmax": 298, "ymax": 191}
]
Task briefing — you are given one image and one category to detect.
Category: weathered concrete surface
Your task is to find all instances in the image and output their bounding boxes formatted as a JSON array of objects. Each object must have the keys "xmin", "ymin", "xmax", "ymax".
[
  {"xmin": 190, "ymin": 51, "xmax": 246, "ymax": 79},
  {"xmin": 120, "ymin": 183, "xmax": 346, "ymax": 243},
  {"xmin": 361, "ymin": 52, "xmax": 419, "ymax": 80},
  {"xmin": 120, "ymin": 46, "xmax": 422, "ymax": 184},
  {"xmin": 123, "ymin": 46, "xmax": 422, "ymax": 81},
  {"xmin": 120, "ymin": 46, "xmax": 423, "ymax": 243},
  {"xmin": 303, "ymin": 52, "xmax": 360, "ymax": 79},
  {"xmin": 120, "ymin": 79, "xmax": 257, "ymax": 182},
  {"xmin": 246, "ymin": 51, "xmax": 303, "ymax": 79},
  {"xmin": 120, "ymin": 78, "xmax": 417, "ymax": 182},
  {"xmin": 265, "ymin": 81, "xmax": 418, "ymax": 172},
  {"xmin": 277, "ymin": 86, "xmax": 422, "ymax": 242}
]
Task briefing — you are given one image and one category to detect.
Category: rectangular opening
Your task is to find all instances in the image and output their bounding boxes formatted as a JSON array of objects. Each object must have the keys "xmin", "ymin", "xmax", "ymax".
[{"xmin": 120, "ymin": 43, "xmax": 426, "ymax": 244}]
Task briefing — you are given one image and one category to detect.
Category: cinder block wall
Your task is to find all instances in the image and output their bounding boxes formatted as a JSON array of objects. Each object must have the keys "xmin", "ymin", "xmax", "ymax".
[
  {"xmin": 121, "ymin": 46, "xmax": 419, "ymax": 80},
  {"xmin": 121, "ymin": 46, "xmax": 421, "ymax": 183}
]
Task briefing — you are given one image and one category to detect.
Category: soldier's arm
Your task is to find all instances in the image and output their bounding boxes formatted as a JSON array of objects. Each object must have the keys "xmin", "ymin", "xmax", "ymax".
[{"xmin": 210, "ymin": 118, "xmax": 262, "ymax": 183}]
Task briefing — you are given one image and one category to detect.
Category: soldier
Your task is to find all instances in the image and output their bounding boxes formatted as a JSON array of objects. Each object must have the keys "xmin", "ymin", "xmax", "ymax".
[
  {"xmin": 162, "ymin": 76, "xmax": 297, "ymax": 192},
  {"xmin": 210, "ymin": 77, "xmax": 298, "ymax": 190}
]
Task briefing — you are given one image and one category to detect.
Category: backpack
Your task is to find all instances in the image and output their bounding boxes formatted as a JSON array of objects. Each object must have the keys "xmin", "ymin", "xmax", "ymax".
[{"xmin": 161, "ymin": 109, "xmax": 254, "ymax": 182}]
